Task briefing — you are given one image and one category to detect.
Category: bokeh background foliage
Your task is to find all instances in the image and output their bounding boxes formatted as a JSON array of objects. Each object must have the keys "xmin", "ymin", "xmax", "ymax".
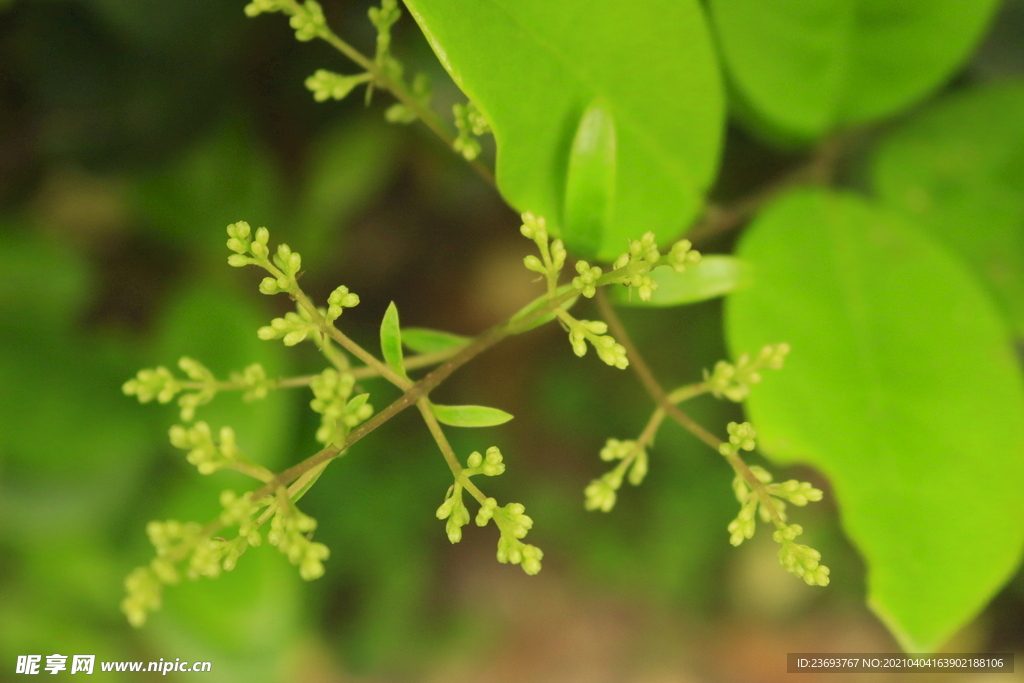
[{"xmin": 1, "ymin": 0, "xmax": 1024, "ymax": 680}]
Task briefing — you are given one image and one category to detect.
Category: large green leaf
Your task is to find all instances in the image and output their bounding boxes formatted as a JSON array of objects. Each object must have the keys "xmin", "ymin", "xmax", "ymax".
[
  {"xmin": 725, "ymin": 189, "xmax": 1024, "ymax": 652},
  {"xmin": 873, "ymin": 80, "xmax": 1024, "ymax": 337},
  {"xmin": 708, "ymin": 0, "xmax": 1000, "ymax": 142},
  {"xmin": 404, "ymin": 0, "xmax": 724, "ymax": 260}
]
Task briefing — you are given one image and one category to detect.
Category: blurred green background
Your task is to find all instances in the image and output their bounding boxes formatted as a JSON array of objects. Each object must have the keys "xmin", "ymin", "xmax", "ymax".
[{"xmin": 1, "ymin": 0, "xmax": 1023, "ymax": 681}]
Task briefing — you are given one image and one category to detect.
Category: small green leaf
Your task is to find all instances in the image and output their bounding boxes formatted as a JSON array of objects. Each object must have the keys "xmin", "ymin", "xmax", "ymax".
[
  {"xmin": 610, "ymin": 256, "xmax": 753, "ymax": 307},
  {"xmin": 429, "ymin": 402, "xmax": 513, "ymax": 427},
  {"xmin": 401, "ymin": 327, "xmax": 470, "ymax": 354},
  {"xmin": 726, "ymin": 188, "xmax": 1024, "ymax": 652},
  {"xmin": 708, "ymin": 0, "xmax": 1001, "ymax": 142},
  {"xmin": 872, "ymin": 80, "xmax": 1024, "ymax": 337},
  {"xmin": 379, "ymin": 302, "xmax": 408, "ymax": 379},
  {"xmin": 563, "ymin": 98, "xmax": 617, "ymax": 258}
]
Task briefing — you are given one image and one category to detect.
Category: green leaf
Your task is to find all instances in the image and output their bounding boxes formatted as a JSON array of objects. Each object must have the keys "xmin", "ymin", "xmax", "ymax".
[
  {"xmin": 610, "ymin": 256, "xmax": 753, "ymax": 307},
  {"xmin": 401, "ymin": 327, "xmax": 470, "ymax": 354},
  {"xmin": 563, "ymin": 98, "xmax": 617, "ymax": 258},
  {"xmin": 0, "ymin": 223, "xmax": 94, "ymax": 331},
  {"xmin": 379, "ymin": 301, "xmax": 408, "ymax": 379},
  {"xmin": 708, "ymin": 0, "xmax": 1000, "ymax": 142},
  {"xmin": 872, "ymin": 80, "xmax": 1024, "ymax": 337},
  {"xmin": 428, "ymin": 402, "xmax": 513, "ymax": 428},
  {"xmin": 726, "ymin": 188, "xmax": 1024, "ymax": 652},
  {"xmin": 403, "ymin": 0, "xmax": 724, "ymax": 260},
  {"xmin": 293, "ymin": 117, "xmax": 398, "ymax": 269},
  {"xmin": 134, "ymin": 119, "xmax": 282, "ymax": 252}
]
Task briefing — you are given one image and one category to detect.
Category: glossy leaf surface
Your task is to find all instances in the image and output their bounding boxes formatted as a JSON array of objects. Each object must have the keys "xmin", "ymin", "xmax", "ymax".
[
  {"xmin": 709, "ymin": 0, "xmax": 999, "ymax": 141},
  {"xmin": 873, "ymin": 81, "xmax": 1024, "ymax": 336},
  {"xmin": 404, "ymin": 0, "xmax": 724, "ymax": 260},
  {"xmin": 726, "ymin": 189, "xmax": 1024, "ymax": 651},
  {"xmin": 428, "ymin": 402, "xmax": 514, "ymax": 428}
]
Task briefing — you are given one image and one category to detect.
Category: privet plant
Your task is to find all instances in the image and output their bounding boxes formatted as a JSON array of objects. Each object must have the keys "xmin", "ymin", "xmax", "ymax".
[
  {"xmin": 118, "ymin": 0, "xmax": 830, "ymax": 627},
  {"xmin": 116, "ymin": 0, "xmax": 1024, "ymax": 655}
]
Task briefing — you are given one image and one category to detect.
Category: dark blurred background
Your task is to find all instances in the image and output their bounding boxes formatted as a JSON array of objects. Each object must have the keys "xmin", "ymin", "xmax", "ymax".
[{"xmin": 1, "ymin": 1, "xmax": 1023, "ymax": 681}]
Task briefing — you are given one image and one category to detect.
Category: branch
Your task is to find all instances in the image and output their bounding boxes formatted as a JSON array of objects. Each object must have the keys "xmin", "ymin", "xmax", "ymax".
[{"xmin": 593, "ymin": 289, "xmax": 786, "ymax": 526}]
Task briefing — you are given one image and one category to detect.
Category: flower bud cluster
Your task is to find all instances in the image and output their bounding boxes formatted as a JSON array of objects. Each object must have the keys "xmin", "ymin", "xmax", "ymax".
[
  {"xmin": 169, "ymin": 422, "xmax": 239, "ymax": 475},
  {"xmin": 121, "ymin": 567, "xmax": 163, "ymax": 628},
  {"xmin": 519, "ymin": 212, "xmax": 566, "ymax": 285},
  {"xmin": 767, "ymin": 479, "xmax": 824, "ymax": 507},
  {"xmin": 226, "ymin": 221, "xmax": 270, "ymax": 265},
  {"xmin": 369, "ymin": 0, "xmax": 401, "ymax": 58},
  {"xmin": 571, "ymin": 260, "xmax": 603, "ymax": 298},
  {"xmin": 493, "ymin": 503, "xmax": 543, "ymax": 575},
  {"xmin": 327, "ymin": 285, "xmax": 360, "ymax": 321},
  {"xmin": 435, "ymin": 483, "xmax": 471, "ymax": 543},
  {"xmin": 309, "ymin": 368, "xmax": 372, "ymax": 445},
  {"xmin": 566, "ymin": 317, "xmax": 628, "ymax": 369},
  {"xmin": 147, "ymin": 520, "xmax": 203, "ymax": 569},
  {"xmin": 230, "ymin": 363, "xmax": 273, "ymax": 402},
  {"xmin": 718, "ymin": 421, "xmax": 757, "ymax": 456},
  {"xmin": 775, "ymin": 523, "xmax": 830, "ymax": 586},
  {"xmin": 608, "ymin": 232, "xmax": 663, "ymax": 301},
  {"xmin": 585, "ymin": 438, "xmax": 649, "ymax": 513},
  {"xmin": 453, "ymin": 102, "xmax": 489, "ymax": 161},
  {"xmin": 464, "ymin": 446, "xmax": 506, "ymax": 477},
  {"xmin": 305, "ymin": 69, "xmax": 370, "ymax": 103},
  {"xmin": 219, "ymin": 490, "xmax": 264, "ymax": 547},
  {"xmin": 268, "ymin": 504, "xmax": 331, "ymax": 580},
  {"xmin": 435, "ymin": 448, "xmax": 543, "ymax": 574},
  {"xmin": 176, "ymin": 357, "xmax": 217, "ymax": 421},
  {"xmin": 665, "ymin": 238, "xmax": 702, "ymax": 273},
  {"xmin": 243, "ymin": 0, "xmax": 288, "ymax": 17},
  {"xmin": 123, "ymin": 366, "xmax": 181, "ymax": 404},
  {"xmin": 705, "ymin": 343, "xmax": 790, "ymax": 402},
  {"xmin": 288, "ymin": 0, "xmax": 328, "ymax": 41},
  {"xmin": 257, "ymin": 306, "xmax": 320, "ymax": 347},
  {"xmin": 605, "ymin": 232, "xmax": 702, "ymax": 301},
  {"xmin": 727, "ymin": 497, "xmax": 759, "ymax": 546}
]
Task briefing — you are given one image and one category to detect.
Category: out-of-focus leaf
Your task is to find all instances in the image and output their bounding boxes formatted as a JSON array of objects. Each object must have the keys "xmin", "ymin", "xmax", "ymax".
[
  {"xmin": 708, "ymin": 0, "xmax": 1000, "ymax": 142},
  {"xmin": 135, "ymin": 120, "xmax": 282, "ymax": 252},
  {"xmin": 610, "ymin": 256, "xmax": 753, "ymax": 307},
  {"xmin": 156, "ymin": 281, "xmax": 295, "ymax": 469},
  {"xmin": 726, "ymin": 188, "xmax": 1024, "ymax": 652},
  {"xmin": 294, "ymin": 118, "xmax": 398, "ymax": 269},
  {"xmin": 428, "ymin": 402, "xmax": 513, "ymax": 427},
  {"xmin": 872, "ymin": 80, "xmax": 1024, "ymax": 336},
  {"xmin": 0, "ymin": 223, "xmax": 94, "ymax": 330},
  {"xmin": 404, "ymin": 0, "xmax": 724, "ymax": 260},
  {"xmin": 379, "ymin": 301, "xmax": 408, "ymax": 380},
  {"xmin": 400, "ymin": 327, "xmax": 469, "ymax": 354}
]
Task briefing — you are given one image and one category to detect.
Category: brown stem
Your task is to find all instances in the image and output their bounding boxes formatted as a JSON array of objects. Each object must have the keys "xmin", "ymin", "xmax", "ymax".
[
  {"xmin": 593, "ymin": 289, "xmax": 785, "ymax": 525},
  {"xmin": 248, "ymin": 288, "xmax": 580, "ymax": 501},
  {"xmin": 685, "ymin": 132, "xmax": 848, "ymax": 247}
]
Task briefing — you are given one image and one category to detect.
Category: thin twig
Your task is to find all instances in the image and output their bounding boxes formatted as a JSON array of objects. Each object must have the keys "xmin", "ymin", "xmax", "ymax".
[{"xmin": 686, "ymin": 133, "xmax": 847, "ymax": 246}]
